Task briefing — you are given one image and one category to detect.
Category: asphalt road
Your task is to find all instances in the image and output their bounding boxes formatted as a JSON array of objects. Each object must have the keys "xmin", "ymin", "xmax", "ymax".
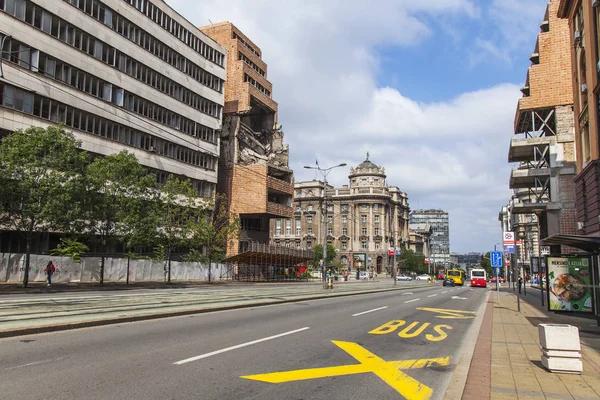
[{"xmin": 0, "ymin": 284, "xmax": 489, "ymax": 400}]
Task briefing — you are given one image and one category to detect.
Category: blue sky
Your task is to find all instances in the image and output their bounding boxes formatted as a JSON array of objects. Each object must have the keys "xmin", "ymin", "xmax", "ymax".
[{"xmin": 171, "ymin": 0, "xmax": 550, "ymax": 253}]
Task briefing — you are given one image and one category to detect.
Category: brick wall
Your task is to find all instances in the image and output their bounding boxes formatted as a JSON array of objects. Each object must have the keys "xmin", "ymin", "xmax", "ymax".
[{"xmin": 517, "ymin": 0, "xmax": 574, "ymax": 112}]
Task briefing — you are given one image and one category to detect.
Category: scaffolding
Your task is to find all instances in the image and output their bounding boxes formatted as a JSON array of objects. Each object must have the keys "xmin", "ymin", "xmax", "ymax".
[{"xmin": 224, "ymin": 241, "xmax": 315, "ymax": 282}]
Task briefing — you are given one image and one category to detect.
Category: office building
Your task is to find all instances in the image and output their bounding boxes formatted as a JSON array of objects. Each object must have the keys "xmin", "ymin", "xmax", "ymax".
[
  {"xmin": 409, "ymin": 210, "xmax": 450, "ymax": 266},
  {"xmin": 0, "ymin": 0, "xmax": 226, "ymax": 252}
]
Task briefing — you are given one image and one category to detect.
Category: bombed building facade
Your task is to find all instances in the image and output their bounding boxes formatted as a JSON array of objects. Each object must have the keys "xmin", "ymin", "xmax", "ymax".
[{"xmin": 200, "ymin": 22, "xmax": 294, "ymax": 256}]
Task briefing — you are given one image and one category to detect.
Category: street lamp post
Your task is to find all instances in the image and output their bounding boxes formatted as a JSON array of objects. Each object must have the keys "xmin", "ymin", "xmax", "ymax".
[
  {"xmin": 304, "ymin": 162, "xmax": 347, "ymax": 289},
  {"xmin": 534, "ymin": 210, "xmax": 545, "ymax": 308}
]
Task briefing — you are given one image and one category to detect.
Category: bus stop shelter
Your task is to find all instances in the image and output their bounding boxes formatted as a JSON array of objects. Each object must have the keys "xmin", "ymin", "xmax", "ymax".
[{"xmin": 224, "ymin": 242, "xmax": 315, "ymax": 282}]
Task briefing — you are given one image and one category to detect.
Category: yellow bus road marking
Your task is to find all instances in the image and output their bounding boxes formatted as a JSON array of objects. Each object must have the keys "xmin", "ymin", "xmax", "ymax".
[
  {"xmin": 241, "ymin": 340, "xmax": 450, "ymax": 400},
  {"xmin": 416, "ymin": 307, "xmax": 476, "ymax": 319}
]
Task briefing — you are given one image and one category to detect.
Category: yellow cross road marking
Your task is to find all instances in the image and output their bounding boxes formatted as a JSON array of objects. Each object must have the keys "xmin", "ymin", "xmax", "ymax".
[
  {"xmin": 241, "ymin": 340, "xmax": 450, "ymax": 400},
  {"xmin": 416, "ymin": 307, "xmax": 476, "ymax": 319}
]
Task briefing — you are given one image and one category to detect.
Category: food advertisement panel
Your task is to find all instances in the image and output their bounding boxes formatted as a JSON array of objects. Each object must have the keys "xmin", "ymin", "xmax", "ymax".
[{"xmin": 547, "ymin": 257, "xmax": 592, "ymax": 313}]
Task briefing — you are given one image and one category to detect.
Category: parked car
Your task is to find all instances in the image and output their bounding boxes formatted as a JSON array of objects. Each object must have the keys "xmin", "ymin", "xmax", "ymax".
[
  {"xmin": 415, "ymin": 275, "xmax": 430, "ymax": 281},
  {"xmin": 396, "ymin": 275, "xmax": 412, "ymax": 281},
  {"xmin": 442, "ymin": 278, "xmax": 455, "ymax": 287},
  {"xmin": 489, "ymin": 276, "xmax": 506, "ymax": 283}
]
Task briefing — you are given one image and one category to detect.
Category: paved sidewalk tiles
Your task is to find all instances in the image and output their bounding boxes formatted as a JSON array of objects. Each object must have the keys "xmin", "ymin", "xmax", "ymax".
[{"xmin": 465, "ymin": 288, "xmax": 600, "ymax": 400}]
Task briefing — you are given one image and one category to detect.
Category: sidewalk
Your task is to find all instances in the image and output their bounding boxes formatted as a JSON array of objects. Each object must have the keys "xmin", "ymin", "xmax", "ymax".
[
  {"xmin": 464, "ymin": 287, "xmax": 600, "ymax": 400},
  {"xmin": 0, "ymin": 280, "xmax": 427, "ymax": 338}
]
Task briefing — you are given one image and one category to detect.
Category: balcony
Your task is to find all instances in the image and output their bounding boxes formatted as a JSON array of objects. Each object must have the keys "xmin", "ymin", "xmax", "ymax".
[
  {"xmin": 510, "ymin": 166, "xmax": 550, "ymax": 189},
  {"xmin": 508, "ymin": 136, "xmax": 552, "ymax": 163},
  {"xmin": 267, "ymin": 176, "xmax": 294, "ymax": 196},
  {"xmin": 266, "ymin": 202, "xmax": 293, "ymax": 218}
]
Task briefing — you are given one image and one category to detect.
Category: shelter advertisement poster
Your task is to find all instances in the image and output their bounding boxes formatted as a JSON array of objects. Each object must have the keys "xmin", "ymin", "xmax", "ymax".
[
  {"xmin": 547, "ymin": 257, "xmax": 592, "ymax": 313},
  {"xmin": 352, "ymin": 253, "xmax": 366, "ymax": 270}
]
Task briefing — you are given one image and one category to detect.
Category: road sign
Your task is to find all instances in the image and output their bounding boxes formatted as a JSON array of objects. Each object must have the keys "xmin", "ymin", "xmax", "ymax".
[
  {"xmin": 491, "ymin": 251, "xmax": 503, "ymax": 268},
  {"xmin": 493, "ymin": 267, "xmax": 501, "ymax": 275}
]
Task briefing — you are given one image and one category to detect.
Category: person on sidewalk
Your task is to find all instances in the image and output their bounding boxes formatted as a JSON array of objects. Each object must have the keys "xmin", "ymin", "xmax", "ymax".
[
  {"xmin": 518, "ymin": 276, "xmax": 523, "ymax": 294},
  {"xmin": 45, "ymin": 260, "xmax": 55, "ymax": 287},
  {"xmin": 344, "ymin": 269, "xmax": 348, "ymax": 281}
]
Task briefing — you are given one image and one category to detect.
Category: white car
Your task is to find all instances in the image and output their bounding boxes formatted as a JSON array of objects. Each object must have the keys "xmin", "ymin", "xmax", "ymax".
[
  {"xmin": 415, "ymin": 275, "xmax": 430, "ymax": 281},
  {"xmin": 396, "ymin": 275, "xmax": 412, "ymax": 281}
]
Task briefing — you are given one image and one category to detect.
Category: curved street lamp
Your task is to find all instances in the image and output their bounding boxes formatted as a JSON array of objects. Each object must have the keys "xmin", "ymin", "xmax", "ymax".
[{"xmin": 304, "ymin": 163, "xmax": 347, "ymax": 288}]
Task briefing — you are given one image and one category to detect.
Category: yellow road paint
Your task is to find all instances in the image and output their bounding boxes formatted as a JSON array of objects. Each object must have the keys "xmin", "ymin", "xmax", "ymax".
[
  {"xmin": 416, "ymin": 307, "xmax": 476, "ymax": 319},
  {"xmin": 241, "ymin": 340, "xmax": 451, "ymax": 400},
  {"xmin": 426, "ymin": 324, "xmax": 452, "ymax": 342},
  {"xmin": 398, "ymin": 322, "xmax": 431, "ymax": 339},
  {"xmin": 368, "ymin": 319, "xmax": 406, "ymax": 334}
]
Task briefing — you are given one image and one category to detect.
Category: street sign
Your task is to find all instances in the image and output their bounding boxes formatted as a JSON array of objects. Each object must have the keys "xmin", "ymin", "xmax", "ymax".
[
  {"xmin": 491, "ymin": 251, "xmax": 503, "ymax": 268},
  {"xmin": 493, "ymin": 267, "xmax": 501, "ymax": 275}
]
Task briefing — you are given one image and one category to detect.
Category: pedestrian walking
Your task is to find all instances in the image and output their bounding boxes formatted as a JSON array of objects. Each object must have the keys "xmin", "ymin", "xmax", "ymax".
[
  {"xmin": 45, "ymin": 260, "xmax": 55, "ymax": 287},
  {"xmin": 518, "ymin": 276, "xmax": 523, "ymax": 294}
]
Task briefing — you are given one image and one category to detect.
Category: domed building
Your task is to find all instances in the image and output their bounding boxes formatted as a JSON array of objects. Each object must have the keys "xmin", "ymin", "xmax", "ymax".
[{"xmin": 271, "ymin": 154, "xmax": 410, "ymax": 274}]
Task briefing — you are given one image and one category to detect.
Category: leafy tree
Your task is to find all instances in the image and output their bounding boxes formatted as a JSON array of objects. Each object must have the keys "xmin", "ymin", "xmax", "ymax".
[
  {"xmin": 155, "ymin": 175, "xmax": 198, "ymax": 283},
  {"xmin": 49, "ymin": 237, "xmax": 89, "ymax": 263},
  {"xmin": 0, "ymin": 126, "xmax": 88, "ymax": 287},
  {"xmin": 310, "ymin": 243, "xmax": 337, "ymax": 269},
  {"xmin": 481, "ymin": 252, "xmax": 493, "ymax": 276},
  {"xmin": 397, "ymin": 249, "xmax": 427, "ymax": 275},
  {"xmin": 188, "ymin": 193, "xmax": 240, "ymax": 282},
  {"xmin": 83, "ymin": 151, "xmax": 156, "ymax": 284}
]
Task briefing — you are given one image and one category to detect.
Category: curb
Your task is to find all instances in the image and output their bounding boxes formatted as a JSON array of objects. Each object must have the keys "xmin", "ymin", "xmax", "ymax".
[
  {"xmin": 0, "ymin": 285, "xmax": 429, "ymax": 338},
  {"xmin": 443, "ymin": 290, "xmax": 491, "ymax": 400}
]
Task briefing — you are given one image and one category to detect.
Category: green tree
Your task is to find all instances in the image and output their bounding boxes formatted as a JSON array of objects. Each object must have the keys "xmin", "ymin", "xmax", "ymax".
[
  {"xmin": 397, "ymin": 249, "xmax": 427, "ymax": 275},
  {"xmin": 188, "ymin": 193, "xmax": 241, "ymax": 282},
  {"xmin": 83, "ymin": 151, "xmax": 155, "ymax": 284},
  {"xmin": 310, "ymin": 243, "xmax": 337, "ymax": 269},
  {"xmin": 481, "ymin": 252, "xmax": 492, "ymax": 276},
  {"xmin": 156, "ymin": 175, "xmax": 198, "ymax": 283},
  {"xmin": 0, "ymin": 126, "xmax": 88, "ymax": 287},
  {"xmin": 49, "ymin": 237, "xmax": 89, "ymax": 263}
]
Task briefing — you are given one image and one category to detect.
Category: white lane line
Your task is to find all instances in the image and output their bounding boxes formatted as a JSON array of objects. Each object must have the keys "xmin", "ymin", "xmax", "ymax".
[
  {"xmin": 401, "ymin": 292, "xmax": 414, "ymax": 296},
  {"xmin": 173, "ymin": 327, "xmax": 310, "ymax": 365},
  {"xmin": 442, "ymin": 291, "xmax": 449, "ymax": 293},
  {"xmin": 428, "ymin": 294, "xmax": 438, "ymax": 298},
  {"xmin": 404, "ymin": 298, "xmax": 420, "ymax": 304},
  {"xmin": 5, "ymin": 358, "xmax": 63, "ymax": 370},
  {"xmin": 352, "ymin": 306, "xmax": 388, "ymax": 317}
]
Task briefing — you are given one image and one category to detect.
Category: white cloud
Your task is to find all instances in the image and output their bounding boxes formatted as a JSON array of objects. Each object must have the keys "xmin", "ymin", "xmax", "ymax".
[{"xmin": 168, "ymin": 0, "xmax": 537, "ymax": 252}]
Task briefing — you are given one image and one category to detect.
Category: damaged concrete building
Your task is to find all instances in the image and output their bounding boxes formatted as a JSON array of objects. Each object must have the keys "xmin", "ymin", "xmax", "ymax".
[{"xmin": 200, "ymin": 22, "xmax": 294, "ymax": 256}]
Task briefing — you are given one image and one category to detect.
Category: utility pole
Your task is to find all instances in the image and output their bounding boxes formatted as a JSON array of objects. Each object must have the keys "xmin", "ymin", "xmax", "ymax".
[
  {"xmin": 304, "ymin": 162, "xmax": 347, "ymax": 289},
  {"xmin": 535, "ymin": 210, "xmax": 545, "ymax": 308}
]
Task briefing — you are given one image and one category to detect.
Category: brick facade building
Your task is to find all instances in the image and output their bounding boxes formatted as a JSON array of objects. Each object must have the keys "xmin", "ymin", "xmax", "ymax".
[
  {"xmin": 558, "ymin": 0, "xmax": 600, "ymax": 237},
  {"xmin": 503, "ymin": 0, "xmax": 578, "ymax": 274},
  {"xmin": 200, "ymin": 22, "xmax": 294, "ymax": 256}
]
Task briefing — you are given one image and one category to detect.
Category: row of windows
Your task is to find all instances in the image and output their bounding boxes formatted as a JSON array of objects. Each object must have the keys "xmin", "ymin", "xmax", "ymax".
[
  {"xmin": 0, "ymin": 1, "xmax": 222, "ymax": 120},
  {"xmin": 296, "ymin": 203, "xmax": 384, "ymax": 212},
  {"xmin": 0, "ymin": 35, "xmax": 218, "ymax": 144},
  {"xmin": 238, "ymin": 51, "xmax": 265, "ymax": 77},
  {"xmin": 273, "ymin": 240, "xmax": 378, "ymax": 251},
  {"xmin": 149, "ymin": 167, "xmax": 214, "ymax": 198},
  {"xmin": 124, "ymin": 0, "xmax": 224, "ymax": 67},
  {"xmin": 232, "ymin": 31, "xmax": 259, "ymax": 57},
  {"xmin": 274, "ymin": 226, "xmax": 382, "ymax": 237},
  {"xmin": 244, "ymin": 73, "xmax": 271, "ymax": 97},
  {"xmin": 0, "ymin": 83, "xmax": 217, "ymax": 170},
  {"xmin": 64, "ymin": 0, "xmax": 224, "ymax": 93}
]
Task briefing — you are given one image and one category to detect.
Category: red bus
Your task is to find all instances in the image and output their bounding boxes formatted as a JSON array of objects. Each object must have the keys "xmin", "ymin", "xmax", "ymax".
[{"xmin": 470, "ymin": 268, "xmax": 487, "ymax": 288}]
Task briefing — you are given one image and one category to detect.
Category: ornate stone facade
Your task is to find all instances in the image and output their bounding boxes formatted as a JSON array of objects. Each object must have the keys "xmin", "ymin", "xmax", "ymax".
[{"xmin": 270, "ymin": 155, "xmax": 410, "ymax": 274}]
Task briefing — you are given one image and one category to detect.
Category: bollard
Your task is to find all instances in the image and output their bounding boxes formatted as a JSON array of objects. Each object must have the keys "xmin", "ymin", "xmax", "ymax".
[{"xmin": 539, "ymin": 324, "xmax": 583, "ymax": 374}]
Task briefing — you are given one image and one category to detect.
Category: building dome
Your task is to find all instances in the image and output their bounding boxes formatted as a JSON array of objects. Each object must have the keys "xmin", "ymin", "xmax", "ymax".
[{"xmin": 348, "ymin": 152, "xmax": 386, "ymax": 182}]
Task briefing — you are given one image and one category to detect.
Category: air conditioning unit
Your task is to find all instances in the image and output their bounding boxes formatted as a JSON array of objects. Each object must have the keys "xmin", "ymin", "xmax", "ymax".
[
  {"xmin": 577, "ymin": 221, "xmax": 585, "ymax": 230},
  {"xmin": 581, "ymin": 83, "xmax": 588, "ymax": 94}
]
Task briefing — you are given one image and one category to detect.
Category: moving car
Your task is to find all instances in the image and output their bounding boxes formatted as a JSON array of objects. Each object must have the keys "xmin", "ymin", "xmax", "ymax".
[
  {"xmin": 489, "ymin": 276, "xmax": 506, "ymax": 283},
  {"xmin": 442, "ymin": 278, "xmax": 455, "ymax": 287},
  {"xmin": 415, "ymin": 275, "xmax": 430, "ymax": 281},
  {"xmin": 396, "ymin": 275, "xmax": 412, "ymax": 281}
]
